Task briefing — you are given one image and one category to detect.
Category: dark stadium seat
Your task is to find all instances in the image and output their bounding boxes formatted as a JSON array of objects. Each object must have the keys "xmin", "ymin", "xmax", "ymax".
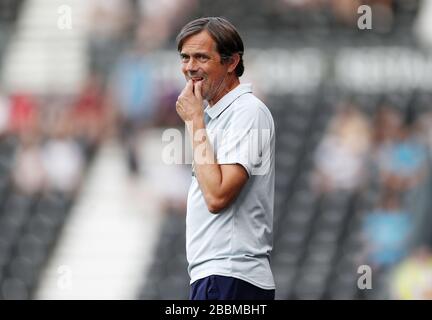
[
  {"xmin": 308, "ymin": 228, "xmax": 340, "ymax": 247},
  {"xmin": 303, "ymin": 244, "xmax": 337, "ymax": 267},
  {"xmin": 0, "ymin": 277, "xmax": 29, "ymax": 300},
  {"xmin": 273, "ymin": 245, "xmax": 303, "ymax": 268},
  {"xmin": 7, "ymin": 256, "xmax": 37, "ymax": 288},
  {"xmin": 0, "ymin": 238, "xmax": 11, "ymax": 273},
  {"xmin": 0, "ymin": 185, "xmax": 77, "ymax": 299},
  {"xmin": 138, "ymin": 209, "xmax": 189, "ymax": 299},
  {"xmin": 278, "ymin": 132, "xmax": 303, "ymax": 153},
  {"xmin": 0, "ymin": 194, "xmax": 32, "ymax": 237},
  {"xmin": 292, "ymin": 264, "xmax": 331, "ymax": 300},
  {"xmin": 16, "ymin": 233, "xmax": 47, "ymax": 265},
  {"xmin": 273, "ymin": 267, "xmax": 296, "ymax": 300}
]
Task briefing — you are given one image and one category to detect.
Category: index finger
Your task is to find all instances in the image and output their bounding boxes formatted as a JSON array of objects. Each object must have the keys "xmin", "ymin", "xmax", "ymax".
[
  {"xmin": 186, "ymin": 79, "xmax": 194, "ymax": 93},
  {"xmin": 180, "ymin": 79, "xmax": 193, "ymax": 97}
]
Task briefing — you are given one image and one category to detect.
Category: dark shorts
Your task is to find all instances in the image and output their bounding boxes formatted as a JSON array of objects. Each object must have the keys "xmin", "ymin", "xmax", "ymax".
[{"xmin": 189, "ymin": 275, "xmax": 275, "ymax": 300}]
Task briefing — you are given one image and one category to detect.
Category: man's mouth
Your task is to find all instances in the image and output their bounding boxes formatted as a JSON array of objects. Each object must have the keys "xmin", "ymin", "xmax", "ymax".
[{"xmin": 191, "ymin": 77, "xmax": 204, "ymax": 83}]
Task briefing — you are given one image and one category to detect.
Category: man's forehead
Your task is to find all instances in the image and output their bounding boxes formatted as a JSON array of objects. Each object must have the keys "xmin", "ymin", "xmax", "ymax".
[{"xmin": 181, "ymin": 31, "xmax": 216, "ymax": 53}]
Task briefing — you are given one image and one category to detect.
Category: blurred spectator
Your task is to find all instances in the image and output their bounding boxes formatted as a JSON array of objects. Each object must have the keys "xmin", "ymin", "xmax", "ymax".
[
  {"xmin": 41, "ymin": 124, "xmax": 85, "ymax": 198},
  {"xmin": 362, "ymin": 0, "xmax": 394, "ymax": 33},
  {"xmin": 362, "ymin": 191, "xmax": 413, "ymax": 269},
  {"xmin": 312, "ymin": 103, "xmax": 371, "ymax": 193},
  {"xmin": 275, "ymin": 0, "xmax": 395, "ymax": 31},
  {"xmin": 417, "ymin": 109, "xmax": 432, "ymax": 158},
  {"xmin": 375, "ymin": 117, "xmax": 428, "ymax": 195},
  {"xmin": 109, "ymin": 40, "xmax": 158, "ymax": 176},
  {"xmin": 8, "ymin": 93, "xmax": 38, "ymax": 135},
  {"xmin": 371, "ymin": 105, "xmax": 403, "ymax": 148},
  {"xmin": 136, "ymin": 0, "xmax": 198, "ymax": 47},
  {"xmin": 369, "ymin": 104, "xmax": 431, "ymax": 275},
  {"xmin": 391, "ymin": 246, "xmax": 432, "ymax": 299},
  {"xmin": 154, "ymin": 82, "xmax": 183, "ymax": 127},
  {"xmin": 69, "ymin": 73, "xmax": 108, "ymax": 153},
  {"xmin": 86, "ymin": 0, "xmax": 134, "ymax": 83},
  {"xmin": 330, "ymin": 0, "xmax": 363, "ymax": 27},
  {"xmin": 12, "ymin": 130, "xmax": 46, "ymax": 197}
]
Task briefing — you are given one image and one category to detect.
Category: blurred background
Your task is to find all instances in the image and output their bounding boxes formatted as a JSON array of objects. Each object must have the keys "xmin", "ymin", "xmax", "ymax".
[{"xmin": 0, "ymin": 0, "xmax": 432, "ymax": 300}]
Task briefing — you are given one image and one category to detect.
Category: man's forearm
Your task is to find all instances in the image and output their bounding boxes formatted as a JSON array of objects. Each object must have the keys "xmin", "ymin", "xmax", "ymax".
[{"xmin": 186, "ymin": 117, "xmax": 224, "ymax": 207}]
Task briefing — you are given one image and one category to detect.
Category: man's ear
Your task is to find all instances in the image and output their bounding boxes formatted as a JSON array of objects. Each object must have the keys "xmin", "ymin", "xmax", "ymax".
[{"xmin": 227, "ymin": 53, "xmax": 240, "ymax": 74}]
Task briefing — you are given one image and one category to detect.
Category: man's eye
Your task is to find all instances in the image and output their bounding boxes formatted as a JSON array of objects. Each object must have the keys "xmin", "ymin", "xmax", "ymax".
[
  {"xmin": 198, "ymin": 56, "xmax": 209, "ymax": 62},
  {"xmin": 181, "ymin": 56, "xmax": 189, "ymax": 62}
]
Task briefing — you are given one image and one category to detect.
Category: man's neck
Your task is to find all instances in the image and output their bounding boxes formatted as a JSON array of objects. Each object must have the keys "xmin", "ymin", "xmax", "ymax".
[{"xmin": 208, "ymin": 77, "xmax": 240, "ymax": 107}]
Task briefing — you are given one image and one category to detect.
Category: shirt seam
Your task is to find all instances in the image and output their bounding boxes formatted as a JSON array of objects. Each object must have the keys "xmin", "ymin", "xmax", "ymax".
[{"xmin": 190, "ymin": 271, "xmax": 276, "ymax": 290}]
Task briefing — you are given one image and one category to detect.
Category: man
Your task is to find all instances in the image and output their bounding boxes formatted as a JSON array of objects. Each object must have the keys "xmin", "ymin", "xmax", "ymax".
[{"xmin": 175, "ymin": 17, "xmax": 275, "ymax": 300}]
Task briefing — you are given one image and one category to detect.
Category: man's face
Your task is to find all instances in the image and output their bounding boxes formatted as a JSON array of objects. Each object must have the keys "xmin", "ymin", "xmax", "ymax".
[{"xmin": 180, "ymin": 31, "xmax": 230, "ymax": 103}]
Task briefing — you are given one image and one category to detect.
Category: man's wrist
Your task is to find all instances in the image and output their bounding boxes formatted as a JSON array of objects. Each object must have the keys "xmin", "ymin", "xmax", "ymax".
[
  {"xmin": 186, "ymin": 115, "xmax": 205, "ymax": 132},
  {"xmin": 185, "ymin": 115, "xmax": 208, "ymax": 154}
]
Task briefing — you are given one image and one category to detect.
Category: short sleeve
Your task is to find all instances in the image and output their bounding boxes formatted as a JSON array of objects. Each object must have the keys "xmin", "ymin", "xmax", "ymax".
[{"xmin": 216, "ymin": 105, "xmax": 273, "ymax": 177}]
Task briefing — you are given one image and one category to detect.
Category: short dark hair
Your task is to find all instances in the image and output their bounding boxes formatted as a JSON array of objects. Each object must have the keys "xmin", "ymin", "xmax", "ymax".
[{"xmin": 176, "ymin": 17, "xmax": 244, "ymax": 77}]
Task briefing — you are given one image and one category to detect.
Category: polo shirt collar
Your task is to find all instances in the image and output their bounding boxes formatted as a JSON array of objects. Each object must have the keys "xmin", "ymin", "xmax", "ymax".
[{"xmin": 204, "ymin": 83, "xmax": 252, "ymax": 120}]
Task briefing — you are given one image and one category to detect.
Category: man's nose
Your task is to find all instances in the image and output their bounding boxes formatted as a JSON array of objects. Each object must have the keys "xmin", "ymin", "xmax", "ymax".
[{"xmin": 186, "ymin": 58, "xmax": 198, "ymax": 72}]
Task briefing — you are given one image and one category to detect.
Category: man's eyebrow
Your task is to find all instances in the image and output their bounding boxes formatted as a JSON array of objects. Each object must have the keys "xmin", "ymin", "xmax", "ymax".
[
  {"xmin": 180, "ymin": 52, "xmax": 210, "ymax": 58},
  {"xmin": 193, "ymin": 52, "xmax": 210, "ymax": 57}
]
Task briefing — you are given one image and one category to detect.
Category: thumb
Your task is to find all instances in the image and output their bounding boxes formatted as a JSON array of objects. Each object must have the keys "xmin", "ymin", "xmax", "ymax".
[{"xmin": 194, "ymin": 80, "xmax": 203, "ymax": 100}]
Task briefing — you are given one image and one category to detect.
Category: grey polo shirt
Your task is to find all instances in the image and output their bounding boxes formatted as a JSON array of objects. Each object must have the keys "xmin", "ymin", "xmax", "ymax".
[{"xmin": 186, "ymin": 83, "xmax": 275, "ymax": 290}]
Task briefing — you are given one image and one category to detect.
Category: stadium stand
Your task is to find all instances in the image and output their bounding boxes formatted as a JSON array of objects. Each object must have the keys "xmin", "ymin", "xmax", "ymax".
[{"xmin": 0, "ymin": 1, "xmax": 99, "ymax": 299}]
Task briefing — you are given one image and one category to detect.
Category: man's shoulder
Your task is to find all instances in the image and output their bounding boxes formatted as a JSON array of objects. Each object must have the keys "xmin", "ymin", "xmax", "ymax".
[
  {"xmin": 235, "ymin": 91, "xmax": 267, "ymax": 109},
  {"xmin": 231, "ymin": 93, "xmax": 274, "ymax": 126},
  {"xmin": 230, "ymin": 91, "xmax": 269, "ymax": 114}
]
